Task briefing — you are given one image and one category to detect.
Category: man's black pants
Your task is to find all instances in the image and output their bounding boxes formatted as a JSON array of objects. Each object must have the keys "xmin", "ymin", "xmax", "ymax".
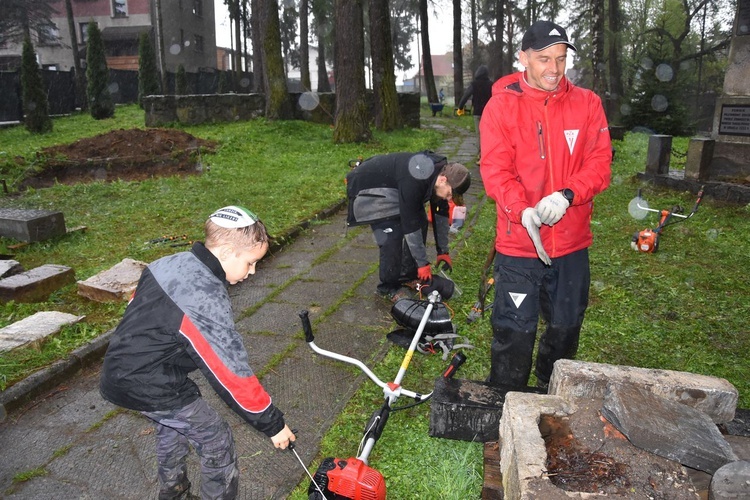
[{"xmin": 488, "ymin": 248, "xmax": 590, "ymax": 388}]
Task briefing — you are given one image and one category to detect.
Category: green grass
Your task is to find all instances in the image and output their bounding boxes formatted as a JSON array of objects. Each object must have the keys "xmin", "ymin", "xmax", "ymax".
[{"xmin": 2, "ymin": 108, "xmax": 749, "ymax": 498}]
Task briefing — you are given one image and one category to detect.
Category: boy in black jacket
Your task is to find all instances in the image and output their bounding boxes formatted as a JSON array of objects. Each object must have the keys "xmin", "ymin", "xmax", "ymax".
[{"xmin": 100, "ymin": 206, "xmax": 295, "ymax": 500}]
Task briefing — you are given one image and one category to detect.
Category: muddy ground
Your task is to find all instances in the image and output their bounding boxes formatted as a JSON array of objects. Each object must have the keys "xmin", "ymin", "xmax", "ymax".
[{"xmin": 20, "ymin": 128, "xmax": 217, "ymax": 189}]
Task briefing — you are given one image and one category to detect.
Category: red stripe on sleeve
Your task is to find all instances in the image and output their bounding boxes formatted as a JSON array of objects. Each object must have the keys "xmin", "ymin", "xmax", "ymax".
[{"xmin": 180, "ymin": 316, "xmax": 272, "ymax": 413}]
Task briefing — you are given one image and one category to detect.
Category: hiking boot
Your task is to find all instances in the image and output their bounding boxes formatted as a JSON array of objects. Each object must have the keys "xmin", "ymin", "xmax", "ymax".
[
  {"xmin": 377, "ymin": 286, "xmax": 414, "ymax": 304},
  {"xmin": 389, "ymin": 286, "xmax": 415, "ymax": 303}
]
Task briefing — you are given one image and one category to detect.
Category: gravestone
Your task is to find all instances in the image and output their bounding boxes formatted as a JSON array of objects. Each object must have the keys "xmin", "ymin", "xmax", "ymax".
[
  {"xmin": 0, "ymin": 208, "xmax": 66, "ymax": 242},
  {"xmin": 0, "ymin": 264, "xmax": 75, "ymax": 302},
  {"xmin": 0, "ymin": 259, "xmax": 24, "ymax": 278},
  {"xmin": 704, "ymin": 1, "xmax": 750, "ymax": 181},
  {"xmin": 0, "ymin": 311, "xmax": 85, "ymax": 353},
  {"xmin": 77, "ymin": 258, "xmax": 147, "ymax": 302}
]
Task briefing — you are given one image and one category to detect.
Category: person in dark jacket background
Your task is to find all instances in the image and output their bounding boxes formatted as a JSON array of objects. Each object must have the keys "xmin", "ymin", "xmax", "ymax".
[
  {"xmin": 100, "ymin": 206, "xmax": 295, "ymax": 500},
  {"xmin": 346, "ymin": 152, "xmax": 470, "ymax": 302},
  {"xmin": 457, "ymin": 65, "xmax": 493, "ymax": 162}
]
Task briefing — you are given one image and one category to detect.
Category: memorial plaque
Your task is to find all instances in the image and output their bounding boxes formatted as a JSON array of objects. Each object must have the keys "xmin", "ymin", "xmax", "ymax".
[{"xmin": 719, "ymin": 105, "xmax": 750, "ymax": 136}]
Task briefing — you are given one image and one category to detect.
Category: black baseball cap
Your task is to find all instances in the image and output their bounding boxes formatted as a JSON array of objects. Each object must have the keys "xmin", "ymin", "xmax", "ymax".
[{"xmin": 521, "ymin": 21, "xmax": 577, "ymax": 52}]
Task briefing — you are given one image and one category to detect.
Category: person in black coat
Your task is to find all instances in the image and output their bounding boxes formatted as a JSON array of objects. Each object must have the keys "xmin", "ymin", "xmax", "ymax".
[
  {"xmin": 346, "ymin": 152, "xmax": 470, "ymax": 301},
  {"xmin": 457, "ymin": 65, "xmax": 493, "ymax": 161}
]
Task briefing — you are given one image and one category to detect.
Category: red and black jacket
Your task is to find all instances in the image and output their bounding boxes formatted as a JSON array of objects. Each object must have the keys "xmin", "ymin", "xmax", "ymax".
[{"xmin": 100, "ymin": 242, "xmax": 285, "ymax": 437}]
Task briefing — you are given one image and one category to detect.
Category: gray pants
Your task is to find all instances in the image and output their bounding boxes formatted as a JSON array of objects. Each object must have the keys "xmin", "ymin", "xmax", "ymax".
[{"xmin": 142, "ymin": 398, "xmax": 239, "ymax": 500}]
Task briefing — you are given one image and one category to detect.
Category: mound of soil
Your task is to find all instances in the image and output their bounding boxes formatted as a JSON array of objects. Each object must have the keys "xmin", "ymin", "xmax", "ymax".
[{"xmin": 20, "ymin": 128, "xmax": 217, "ymax": 189}]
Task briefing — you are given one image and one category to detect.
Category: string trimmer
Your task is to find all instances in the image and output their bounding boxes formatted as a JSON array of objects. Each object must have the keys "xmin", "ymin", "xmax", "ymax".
[
  {"xmin": 629, "ymin": 186, "xmax": 704, "ymax": 253},
  {"xmin": 297, "ymin": 291, "xmax": 466, "ymax": 499}
]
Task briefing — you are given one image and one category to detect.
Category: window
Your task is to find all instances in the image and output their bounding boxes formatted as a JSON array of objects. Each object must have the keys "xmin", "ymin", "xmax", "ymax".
[
  {"xmin": 193, "ymin": 34, "xmax": 204, "ymax": 53},
  {"xmin": 80, "ymin": 22, "xmax": 94, "ymax": 43},
  {"xmin": 38, "ymin": 23, "xmax": 60, "ymax": 46},
  {"xmin": 112, "ymin": 0, "xmax": 128, "ymax": 17},
  {"xmin": 192, "ymin": 0, "xmax": 202, "ymax": 17}
]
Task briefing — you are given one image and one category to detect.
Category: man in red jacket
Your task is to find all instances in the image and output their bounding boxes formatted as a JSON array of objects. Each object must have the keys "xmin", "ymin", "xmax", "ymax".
[{"xmin": 479, "ymin": 20, "xmax": 612, "ymax": 389}]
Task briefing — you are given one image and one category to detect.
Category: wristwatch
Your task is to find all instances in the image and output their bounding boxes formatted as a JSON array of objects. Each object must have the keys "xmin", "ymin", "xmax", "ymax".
[{"xmin": 559, "ymin": 188, "xmax": 574, "ymax": 203}]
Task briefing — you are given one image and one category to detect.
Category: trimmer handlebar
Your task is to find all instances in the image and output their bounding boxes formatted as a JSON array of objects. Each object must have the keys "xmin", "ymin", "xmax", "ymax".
[{"xmin": 299, "ymin": 310, "xmax": 315, "ymax": 343}]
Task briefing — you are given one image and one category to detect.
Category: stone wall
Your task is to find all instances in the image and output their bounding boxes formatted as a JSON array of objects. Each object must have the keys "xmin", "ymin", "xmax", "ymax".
[{"xmin": 143, "ymin": 91, "xmax": 421, "ymax": 128}]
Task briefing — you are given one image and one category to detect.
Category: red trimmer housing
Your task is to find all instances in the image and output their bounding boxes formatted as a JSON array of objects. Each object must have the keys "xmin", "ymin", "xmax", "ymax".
[{"xmin": 309, "ymin": 457, "xmax": 386, "ymax": 500}]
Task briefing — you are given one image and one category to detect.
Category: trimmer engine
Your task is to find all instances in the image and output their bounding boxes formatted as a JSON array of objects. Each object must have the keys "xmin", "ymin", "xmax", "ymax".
[{"xmin": 309, "ymin": 457, "xmax": 386, "ymax": 500}]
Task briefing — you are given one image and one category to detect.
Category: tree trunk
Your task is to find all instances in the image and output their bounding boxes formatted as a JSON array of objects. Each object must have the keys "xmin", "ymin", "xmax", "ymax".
[
  {"xmin": 63, "ymin": 0, "xmax": 86, "ymax": 110},
  {"xmin": 153, "ymin": 0, "xmax": 168, "ymax": 92},
  {"xmin": 233, "ymin": 0, "xmax": 243, "ymax": 88},
  {"xmin": 251, "ymin": 0, "xmax": 265, "ymax": 92},
  {"xmin": 300, "ymin": 0, "xmax": 311, "ymax": 90},
  {"xmin": 315, "ymin": 11, "xmax": 331, "ymax": 92},
  {"xmin": 592, "ymin": 0, "xmax": 607, "ymax": 99},
  {"xmin": 453, "ymin": 0, "xmax": 464, "ymax": 104},
  {"xmin": 369, "ymin": 0, "xmax": 402, "ymax": 131},
  {"xmin": 492, "ymin": 0, "xmax": 505, "ymax": 79},
  {"xmin": 608, "ymin": 0, "xmax": 624, "ymax": 124},
  {"xmin": 471, "ymin": 0, "xmax": 478, "ymax": 68},
  {"xmin": 333, "ymin": 0, "xmax": 370, "ymax": 143},
  {"xmin": 260, "ymin": 0, "xmax": 293, "ymax": 119},
  {"xmin": 419, "ymin": 0, "xmax": 438, "ymax": 103}
]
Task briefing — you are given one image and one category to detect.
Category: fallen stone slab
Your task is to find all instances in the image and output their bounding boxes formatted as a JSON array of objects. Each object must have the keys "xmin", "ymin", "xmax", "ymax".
[
  {"xmin": 602, "ymin": 383, "xmax": 738, "ymax": 474},
  {"xmin": 0, "ymin": 264, "xmax": 75, "ymax": 303},
  {"xmin": 0, "ymin": 259, "xmax": 24, "ymax": 278},
  {"xmin": 0, "ymin": 311, "xmax": 85, "ymax": 353},
  {"xmin": 77, "ymin": 258, "xmax": 147, "ymax": 302},
  {"xmin": 0, "ymin": 208, "xmax": 66, "ymax": 242},
  {"xmin": 710, "ymin": 460, "xmax": 750, "ymax": 499},
  {"xmin": 550, "ymin": 359, "xmax": 738, "ymax": 423}
]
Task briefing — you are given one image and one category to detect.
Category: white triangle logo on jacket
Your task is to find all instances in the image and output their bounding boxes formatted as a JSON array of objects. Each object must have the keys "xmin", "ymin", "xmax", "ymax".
[
  {"xmin": 509, "ymin": 292, "xmax": 526, "ymax": 308},
  {"xmin": 564, "ymin": 129, "xmax": 579, "ymax": 154}
]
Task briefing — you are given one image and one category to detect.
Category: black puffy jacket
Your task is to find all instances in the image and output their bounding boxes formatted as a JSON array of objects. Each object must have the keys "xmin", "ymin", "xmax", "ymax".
[{"xmin": 100, "ymin": 242, "xmax": 285, "ymax": 437}]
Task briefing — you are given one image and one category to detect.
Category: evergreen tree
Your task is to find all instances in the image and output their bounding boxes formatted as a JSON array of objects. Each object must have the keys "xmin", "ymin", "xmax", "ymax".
[
  {"xmin": 86, "ymin": 22, "xmax": 115, "ymax": 119},
  {"xmin": 138, "ymin": 32, "xmax": 160, "ymax": 108},
  {"xmin": 175, "ymin": 64, "xmax": 188, "ymax": 95},
  {"xmin": 20, "ymin": 35, "xmax": 52, "ymax": 133}
]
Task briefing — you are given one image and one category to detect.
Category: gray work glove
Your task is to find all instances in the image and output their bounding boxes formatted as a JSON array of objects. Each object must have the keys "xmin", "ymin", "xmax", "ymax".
[
  {"xmin": 536, "ymin": 191, "xmax": 570, "ymax": 226},
  {"xmin": 521, "ymin": 208, "xmax": 551, "ymax": 265}
]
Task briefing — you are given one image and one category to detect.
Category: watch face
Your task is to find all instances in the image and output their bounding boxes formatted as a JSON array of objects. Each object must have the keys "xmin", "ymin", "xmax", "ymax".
[{"xmin": 562, "ymin": 189, "xmax": 574, "ymax": 202}]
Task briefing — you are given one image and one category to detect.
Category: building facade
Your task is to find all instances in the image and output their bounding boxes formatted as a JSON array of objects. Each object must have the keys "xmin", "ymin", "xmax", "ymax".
[{"xmin": 0, "ymin": 0, "xmax": 217, "ymax": 73}]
